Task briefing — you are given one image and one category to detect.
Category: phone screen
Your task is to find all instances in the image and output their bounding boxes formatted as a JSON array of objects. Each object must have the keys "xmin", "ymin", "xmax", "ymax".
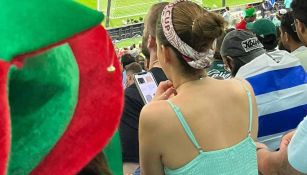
[{"xmin": 134, "ymin": 72, "xmax": 158, "ymax": 104}]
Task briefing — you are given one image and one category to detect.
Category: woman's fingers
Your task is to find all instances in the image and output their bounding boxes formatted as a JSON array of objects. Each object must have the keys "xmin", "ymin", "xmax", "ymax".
[{"xmin": 152, "ymin": 80, "xmax": 176, "ymax": 101}]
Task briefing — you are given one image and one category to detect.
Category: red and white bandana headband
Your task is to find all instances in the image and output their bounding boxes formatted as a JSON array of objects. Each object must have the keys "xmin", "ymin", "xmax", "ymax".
[{"xmin": 161, "ymin": 0, "xmax": 216, "ymax": 69}]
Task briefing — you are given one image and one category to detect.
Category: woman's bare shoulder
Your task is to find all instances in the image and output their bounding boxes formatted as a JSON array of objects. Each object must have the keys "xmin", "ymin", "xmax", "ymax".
[{"xmin": 139, "ymin": 100, "xmax": 173, "ymax": 130}]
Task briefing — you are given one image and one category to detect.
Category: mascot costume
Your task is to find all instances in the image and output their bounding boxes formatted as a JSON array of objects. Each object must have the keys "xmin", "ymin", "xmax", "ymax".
[{"xmin": 0, "ymin": 0, "xmax": 124, "ymax": 174}]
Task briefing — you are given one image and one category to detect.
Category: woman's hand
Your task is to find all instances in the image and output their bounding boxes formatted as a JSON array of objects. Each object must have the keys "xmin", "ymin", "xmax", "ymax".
[{"xmin": 152, "ymin": 80, "xmax": 176, "ymax": 101}]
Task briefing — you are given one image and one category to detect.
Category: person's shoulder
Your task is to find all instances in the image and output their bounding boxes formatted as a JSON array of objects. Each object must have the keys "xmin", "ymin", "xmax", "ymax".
[
  {"xmin": 139, "ymin": 101, "xmax": 170, "ymax": 130},
  {"xmin": 124, "ymin": 84, "xmax": 143, "ymax": 103},
  {"xmin": 125, "ymin": 84, "xmax": 139, "ymax": 96},
  {"xmin": 216, "ymin": 78, "xmax": 255, "ymax": 100}
]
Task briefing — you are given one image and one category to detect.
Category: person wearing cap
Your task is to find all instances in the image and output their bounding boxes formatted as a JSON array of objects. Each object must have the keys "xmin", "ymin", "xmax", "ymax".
[
  {"xmin": 280, "ymin": 11, "xmax": 307, "ymax": 71},
  {"xmin": 221, "ymin": 30, "xmax": 265, "ymax": 77},
  {"xmin": 221, "ymin": 30, "xmax": 307, "ymax": 151},
  {"xmin": 247, "ymin": 19, "xmax": 278, "ymax": 52},
  {"xmin": 236, "ymin": 7, "xmax": 257, "ymax": 30}
]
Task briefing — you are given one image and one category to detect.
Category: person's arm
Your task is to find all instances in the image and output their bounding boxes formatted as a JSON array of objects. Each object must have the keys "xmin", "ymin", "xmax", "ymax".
[
  {"xmin": 139, "ymin": 104, "xmax": 165, "ymax": 175},
  {"xmin": 257, "ymin": 130, "xmax": 306, "ymax": 175},
  {"xmin": 257, "ymin": 147, "xmax": 305, "ymax": 175}
]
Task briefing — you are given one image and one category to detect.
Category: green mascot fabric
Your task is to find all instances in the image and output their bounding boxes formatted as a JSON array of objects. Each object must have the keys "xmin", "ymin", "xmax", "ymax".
[
  {"xmin": 0, "ymin": 0, "xmax": 124, "ymax": 174},
  {"xmin": 8, "ymin": 44, "xmax": 79, "ymax": 174},
  {"xmin": 0, "ymin": 0, "xmax": 103, "ymax": 61},
  {"xmin": 104, "ymin": 131, "xmax": 124, "ymax": 175}
]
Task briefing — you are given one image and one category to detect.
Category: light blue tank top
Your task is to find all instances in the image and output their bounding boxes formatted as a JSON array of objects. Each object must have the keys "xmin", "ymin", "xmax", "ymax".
[{"xmin": 164, "ymin": 83, "xmax": 258, "ymax": 175}]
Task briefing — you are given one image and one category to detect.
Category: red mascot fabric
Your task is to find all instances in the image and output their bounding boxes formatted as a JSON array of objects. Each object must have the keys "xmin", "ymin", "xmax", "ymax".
[
  {"xmin": 0, "ymin": 61, "xmax": 11, "ymax": 175},
  {"xmin": 30, "ymin": 25, "xmax": 123, "ymax": 174}
]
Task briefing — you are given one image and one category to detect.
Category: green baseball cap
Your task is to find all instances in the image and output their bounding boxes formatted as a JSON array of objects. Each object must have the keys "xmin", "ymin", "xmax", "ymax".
[
  {"xmin": 243, "ymin": 7, "xmax": 256, "ymax": 18},
  {"xmin": 247, "ymin": 19, "xmax": 277, "ymax": 37}
]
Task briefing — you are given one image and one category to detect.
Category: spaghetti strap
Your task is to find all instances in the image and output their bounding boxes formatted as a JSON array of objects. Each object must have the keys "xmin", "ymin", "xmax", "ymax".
[
  {"xmin": 237, "ymin": 79, "xmax": 253, "ymax": 136},
  {"xmin": 166, "ymin": 100, "xmax": 203, "ymax": 153}
]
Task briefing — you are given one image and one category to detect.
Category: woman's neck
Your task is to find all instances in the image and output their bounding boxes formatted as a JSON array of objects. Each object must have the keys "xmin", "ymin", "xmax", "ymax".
[{"xmin": 173, "ymin": 74, "xmax": 206, "ymax": 93}]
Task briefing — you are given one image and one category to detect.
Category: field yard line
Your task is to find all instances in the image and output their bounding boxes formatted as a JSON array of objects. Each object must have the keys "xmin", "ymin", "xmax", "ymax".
[
  {"xmin": 112, "ymin": 2, "xmax": 155, "ymax": 9},
  {"xmin": 111, "ymin": 13, "xmax": 147, "ymax": 19}
]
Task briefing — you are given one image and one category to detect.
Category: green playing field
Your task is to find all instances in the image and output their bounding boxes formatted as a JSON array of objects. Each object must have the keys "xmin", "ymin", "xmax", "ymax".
[
  {"xmin": 76, "ymin": 0, "xmax": 261, "ymax": 47},
  {"xmin": 77, "ymin": 0, "xmax": 259, "ymax": 28}
]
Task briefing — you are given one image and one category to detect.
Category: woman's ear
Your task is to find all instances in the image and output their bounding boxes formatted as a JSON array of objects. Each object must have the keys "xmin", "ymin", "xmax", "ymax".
[
  {"xmin": 296, "ymin": 19, "xmax": 306, "ymax": 35},
  {"xmin": 148, "ymin": 35, "xmax": 156, "ymax": 49}
]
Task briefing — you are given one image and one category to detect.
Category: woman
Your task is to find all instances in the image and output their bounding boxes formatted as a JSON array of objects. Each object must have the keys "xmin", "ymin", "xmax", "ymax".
[{"xmin": 139, "ymin": 1, "xmax": 259, "ymax": 175}]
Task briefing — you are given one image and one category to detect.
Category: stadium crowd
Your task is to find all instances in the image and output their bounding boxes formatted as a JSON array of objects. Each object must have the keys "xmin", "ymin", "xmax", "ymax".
[{"xmin": 117, "ymin": 0, "xmax": 307, "ymax": 174}]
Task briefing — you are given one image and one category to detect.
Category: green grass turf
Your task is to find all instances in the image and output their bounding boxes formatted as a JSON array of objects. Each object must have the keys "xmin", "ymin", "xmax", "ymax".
[
  {"xmin": 76, "ymin": 0, "xmax": 261, "ymax": 48},
  {"xmin": 114, "ymin": 37, "xmax": 142, "ymax": 49},
  {"xmin": 77, "ymin": 0, "xmax": 260, "ymax": 28}
]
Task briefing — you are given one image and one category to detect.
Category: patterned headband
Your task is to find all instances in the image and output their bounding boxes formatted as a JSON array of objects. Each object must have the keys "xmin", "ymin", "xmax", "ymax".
[{"xmin": 161, "ymin": 0, "xmax": 217, "ymax": 69}]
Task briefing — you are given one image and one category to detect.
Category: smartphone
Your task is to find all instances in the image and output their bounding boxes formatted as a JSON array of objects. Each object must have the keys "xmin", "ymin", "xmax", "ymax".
[{"xmin": 134, "ymin": 72, "xmax": 158, "ymax": 104}]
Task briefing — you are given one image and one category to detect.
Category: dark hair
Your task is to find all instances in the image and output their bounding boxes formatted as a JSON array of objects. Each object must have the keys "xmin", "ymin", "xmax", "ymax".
[
  {"xmin": 121, "ymin": 54, "xmax": 136, "ymax": 69},
  {"xmin": 139, "ymin": 61, "xmax": 146, "ymax": 70},
  {"xmin": 78, "ymin": 152, "xmax": 112, "ymax": 175},
  {"xmin": 214, "ymin": 32, "xmax": 227, "ymax": 60},
  {"xmin": 147, "ymin": 2, "xmax": 169, "ymax": 36},
  {"xmin": 291, "ymin": 0, "xmax": 307, "ymax": 26},
  {"xmin": 126, "ymin": 62, "xmax": 143, "ymax": 74},
  {"xmin": 257, "ymin": 34, "xmax": 278, "ymax": 51},
  {"xmin": 280, "ymin": 12, "xmax": 302, "ymax": 43},
  {"xmin": 156, "ymin": 1, "xmax": 225, "ymax": 74},
  {"xmin": 232, "ymin": 58, "xmax": 246, "ymax": 77}
]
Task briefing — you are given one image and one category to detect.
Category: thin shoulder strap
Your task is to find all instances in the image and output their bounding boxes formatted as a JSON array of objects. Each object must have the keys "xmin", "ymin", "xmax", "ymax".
[
  {"xmin": 166, "ymin": 100, "xmax": 203, "ymax": 153},
  {"xmin": 237, "ymin": 79, "xmax": 253, "ymax": 136}
]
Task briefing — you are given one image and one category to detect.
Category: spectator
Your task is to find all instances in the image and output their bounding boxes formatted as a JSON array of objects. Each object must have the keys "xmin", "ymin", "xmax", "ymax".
[
  {"xmin": 121, "ymin": 53, "xmax": 136, "ymax": 88},
  {"xmin": 207, "ymin": 32, "xmax": 231, "ymax": 79},
  {"xmin": 247, "ymin": 18, "xmax": 278, "ymax": 51},
  {"xmin": 221, "ymin": 30, "xmax": 307, "ymax": 150},
  {"xmin": 222, "ymin": 7, "xmax": 231, "ymax": 25},
  {"xmin": 125, "ymin": 62, "xmax": 143, "ymax": 88},
  {"xmin": 256, "ymin": 1, "xmax": 307, "ymax": 173},
  {"xmin": 119, "ymin": 2, "xmax": 168, "ymax": 175},
  {"xmin": 284, "ymin": 0, "xmax": 293, "ymax": 9},
  {"xmin": 140, "ymin": 1, "xmax": 259, "ymax": 174},
  {"xmin": 236, "ymin": 7, "xmax": 257, "ymax": 30},
  {"xmin": 261, "ymin": 0, "xmax": 272, "ymax": 18},
  {"xmin": 292, "ymin": 0, "xmax": 307, "ymax": 46},
  {"xmin": 221, "ymin": 31, "xmax": 265, "ymax": 77},
  {"xmin": 280, "ymin": 11, "xmax": 307, "ymax": 71}
]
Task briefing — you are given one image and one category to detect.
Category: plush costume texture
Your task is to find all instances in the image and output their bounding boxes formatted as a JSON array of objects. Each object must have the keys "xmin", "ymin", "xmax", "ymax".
[
  {"xmin": 104, "ymin": 131, "xmax": 123, "ymax": 175},
  {"xmin": 0, "ymin": 0, "xmax": 123, "ymax": 175},
  {"xmin": 0, "ymin": 61, "xmax": 11, "ymax": 175},
  {"xmin": 0, "ymin": 0, "xmax": 103, "ymax": 61},
  {"xmin": 31, "ymin": 26, "xmax": 123, "ymax": 175},
  {"xmin": 8, "ymin": 44, "xmax": 79, "ymax": 174}
]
